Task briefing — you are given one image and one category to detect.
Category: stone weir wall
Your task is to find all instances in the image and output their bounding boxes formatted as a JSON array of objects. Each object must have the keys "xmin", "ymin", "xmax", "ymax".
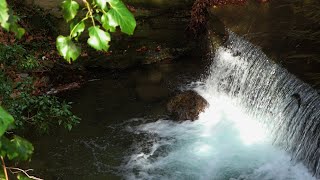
[
  {"xmin": 22, "ymin": 0, "xmax": 195, "ymax": 38},
  {"xmin": 208, "ymin": 0, "xmax": 320, "ymax": 89},
  {"xmin": 24, "ymin": 0, "xmax": 194, "ymax": 17}
]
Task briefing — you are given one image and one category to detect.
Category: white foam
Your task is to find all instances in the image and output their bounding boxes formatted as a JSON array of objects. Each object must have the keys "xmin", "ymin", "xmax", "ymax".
[
  {"xmin": 121, "ymin": 32, "xmax": 318, "ymax": 180},
  {"xmin": 122, "ymin": 95, "xmax": 315, "ymax": 180}
]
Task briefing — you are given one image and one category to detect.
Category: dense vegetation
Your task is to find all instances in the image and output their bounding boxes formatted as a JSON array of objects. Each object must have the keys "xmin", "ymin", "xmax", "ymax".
[{"xmin": 0, "ymin": 0, "xmax": 136, "ymax": 179}]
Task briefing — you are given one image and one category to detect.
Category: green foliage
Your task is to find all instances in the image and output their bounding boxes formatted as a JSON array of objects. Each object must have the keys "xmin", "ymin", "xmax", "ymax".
[
  {"xmin": 0, "ymin": 106, "xmax": 34, "ymax": 179},
  {"xmin": 70, "ymin": 20, "xmax": 85, "ymax": 39},
  {"xmin": 0, "ymin": 135, "xmax": 33, "ymax": 161},
  {"xmin": 56, "ymin": 35, "xmax": 81, "ymax": 63},
  {"xmin": 0, "ymin": 75, "xmax": 80, "ymax": 133},
  {"xmin": 0, "ymin": 0, "xmax": 136, "ymax": 63},
  {"xmin": 0, "ymin": 44, "xmax": 80, "ymax": 133},
  {"xmin": 0, "ymin": 0, "xmax": 136, "ymax": 177},
  {"xmin": 96, "ymin": 0, "xmax": 108, "ymax": 10},
  {"xmin": 87, "ymin": 26, "xmax": 110, "ymax": 51},
  {"xmin": 107, "ymin": 0, "xmax": 136, "ymax": 35},
  {"xmin": 0, "ymin": 106, "xmax": 14, "ymax": 136},
  {"xmin": 0, "ymin": 0, "xmax": 25, "ymax": 39},
  {"xmin": 58, "ymin": 0, "xmax": 136, "ymax": 63},
  {"xmin": 0, "ymin": 0, "xmax": 10, "ymax": 30},
  {"xmin": 0, "ymin": 44, "xmax": 40, "ymax": 71},
  {"xmin": 61, "ymin": 0, "xmax": 80, "ymax": 22},
  {"xmin": 5, "ymin": 92, "xmax": 80, "ymax": 133},
  {"xmin": 6, "ymin": 11, "xmax": 25, "ymax": 39}
]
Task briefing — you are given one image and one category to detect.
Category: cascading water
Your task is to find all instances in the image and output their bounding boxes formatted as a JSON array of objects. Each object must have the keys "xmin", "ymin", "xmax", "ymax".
[
  {"xmin": 207, "ymin": 32, "xmax": 320, "ymax": 177},
  {"xmin": 120, "ymin": 32, "xmax": 320, "ymax": 179}
]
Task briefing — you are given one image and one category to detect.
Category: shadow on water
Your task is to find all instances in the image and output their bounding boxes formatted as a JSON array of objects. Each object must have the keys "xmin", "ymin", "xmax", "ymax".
[
  {"xmin": 29, "ymin": 57, "xmax": 207, "ymax": 179},
  {"xmin": 28, "ymin": 1, "xmax": 320, "ymax": 179}
]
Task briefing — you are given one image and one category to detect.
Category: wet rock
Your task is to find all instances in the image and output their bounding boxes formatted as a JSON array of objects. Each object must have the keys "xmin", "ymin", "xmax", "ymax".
[
  {"xmin": 47, "ymin": 82, "xmax": 81, "ymax": 94},
  {"xmin": 87, "ymin": 45, "xmax": 191, "ymax": 69},
  {"xmin": 123, "ymin": 0, "xmax": 194, "ymax": 9},
  {"xmin": 142, "ymin": 48, "xmax": 174, "ymax": 65},
  {"xmin": 207, "ymin": 13, "xmax": 229, "ymax": 49},
  {"xmin": 25, "ymin": 0, "xmax": 84, "ymax": 17},
  {"xmin": 257, "ymin": 0, "xmax": 269, "ymax": 3},
  {"xmin": 167, "ymin": 90, "xmax": 208, "ymax": 121}
]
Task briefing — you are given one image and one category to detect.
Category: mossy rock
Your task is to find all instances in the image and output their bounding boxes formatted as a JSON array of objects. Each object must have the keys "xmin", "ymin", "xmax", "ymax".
[{"xmin": 167, "ymin": 90, "xmax": 208, "ymax": 121}]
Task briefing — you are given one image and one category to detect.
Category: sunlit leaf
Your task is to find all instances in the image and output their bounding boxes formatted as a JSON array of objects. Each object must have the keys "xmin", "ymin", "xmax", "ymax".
[
  {"xmin": 107, "ymin": 0, "xmax": 136, "ymax": 35},
  {"xmin": 56, "ymin": 35, "xmax": 81, "ymax": 63},
  {"xmin": 70, "ymin": 20, "xmax": 85, "ymax": 39},
  {"xmin": 0, "ymin": 106, "xmax": 14, "ymax": 137},
  {"xmin": 87, "ymin": 26, "xmax": 110, "ymax": 51},
  {"xmin": 0, "ymin": 0, "xmax": 10, "ymax": 30},
  {"xmin": 96, "ymin": 0, "xmax": 108, "ymax": 10},
  {"xmin": 101, "ymin": 13, "xmax": 116, "ymax": 32},
  {"xmin": 61, "ymin": 0, "xmax": 79, "ymax": 22}
]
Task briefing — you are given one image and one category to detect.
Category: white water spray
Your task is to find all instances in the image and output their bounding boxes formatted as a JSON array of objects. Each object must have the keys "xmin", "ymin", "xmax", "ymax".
[{"xmin": 121, "ymin": 32, "xmax": 319, "ymax": 180}]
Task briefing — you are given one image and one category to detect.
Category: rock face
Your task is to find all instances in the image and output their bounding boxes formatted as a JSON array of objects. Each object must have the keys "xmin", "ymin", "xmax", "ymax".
[
  {"xmin": 207, "ymin": 13, "xmax": 229, "ymax": 50},
  {"xmin": 167, "ymin": 90, "xmax": 208, "ymax": 121}
]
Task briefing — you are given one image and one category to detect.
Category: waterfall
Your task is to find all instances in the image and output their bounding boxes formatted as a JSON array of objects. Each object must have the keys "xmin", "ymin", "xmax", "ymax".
[
  {"xmin": 206, "ymin": 31, "xmax": 320, "ymax": 177},
  {"xmin": 120, "ymin": 31, "xmax": 318, "ymax": 180}
]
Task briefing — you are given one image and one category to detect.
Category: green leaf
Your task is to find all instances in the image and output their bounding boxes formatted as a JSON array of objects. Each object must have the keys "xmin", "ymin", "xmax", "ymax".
[
  {"xmin": 67, "ymin": 124, "xmax": 72, "ymax": 131},
  {"xmin": 9, "ymin": 136, "xmax": 33, "ymax": 161},
  {"xmin": 87, "ymin": 26, "xmax": 110, "ymax": 51},
  {"xmin": 0, "ymin": 136, "xmax": 33, "ymax": 161},
  {"xmin": 107, "ymin": 0, "xmax": 136, "ymax": 35},
  {"xmin": 0, "ymin": 2, "xmax": 25, "ymax": 38},
  {"xmin": 0, "ymin": 106, "xmax": 14, "ymax": 137},
  {"xmin": 13, "ymin": 27, "xmax": 25, "ymax": 39},
  {"xmin": 101, "ymin": 13, "xmax": 115, "ymax": 32},
  {"xmin": 10, "ymin": 24, "xmax": 25, "ymax": 39},
  {"xmin": 70, "ymin": 20, "xmax": 85, "ymax": 39},
  {"xmin": 61, "ymin": 0, "xmax": 79, "ymax": 22},
  {"xmin": 0, "ymin": 0, "xmax": 10, "ymax": 30},
  {"xmin": 56, "ymin": 35, "xmax": 81, "ymax": 63},
  {"xmin": 96, "ymin": 0, "xmax": 108, "ymax": 10},
  {"xmin": 7, "ymin": 14, "xmax": 25, "ymax": 39}
]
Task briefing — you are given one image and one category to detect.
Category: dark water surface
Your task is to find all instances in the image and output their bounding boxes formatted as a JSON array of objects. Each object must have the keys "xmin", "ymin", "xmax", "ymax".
[
  {"xmin": 29, "ymin": 57, "xmax": 206, "ymax": 179},
  {"xmin": 28, "ymin": 1, "xmax": 320, "ymax": 179}
]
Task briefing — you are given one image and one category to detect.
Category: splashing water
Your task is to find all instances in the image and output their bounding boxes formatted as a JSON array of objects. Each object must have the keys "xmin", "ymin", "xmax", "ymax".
[{"xmin": 120, "ymin": 32, "xmax": 319, "ymax": 179}]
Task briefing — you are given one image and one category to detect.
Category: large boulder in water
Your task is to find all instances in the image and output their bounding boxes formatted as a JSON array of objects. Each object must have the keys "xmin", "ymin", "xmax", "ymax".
[{"xmin": 167, "ymin": 90, "xmax": 208, "ymax": 121}]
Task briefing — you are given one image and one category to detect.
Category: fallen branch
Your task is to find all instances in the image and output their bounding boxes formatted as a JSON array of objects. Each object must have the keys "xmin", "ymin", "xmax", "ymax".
[{"xmin": 7, "ymin": 167, "xmax": 43, "ymax": 180}]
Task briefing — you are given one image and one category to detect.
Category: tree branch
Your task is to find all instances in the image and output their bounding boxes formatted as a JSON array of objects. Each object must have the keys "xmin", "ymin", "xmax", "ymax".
[
  {"xmin": 0, "ymin": 156, "xmax": 9, "ymax": 180},
  {"xmin": 7, "ymin": 167, "xmax": 43, "ymax": 180}
]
